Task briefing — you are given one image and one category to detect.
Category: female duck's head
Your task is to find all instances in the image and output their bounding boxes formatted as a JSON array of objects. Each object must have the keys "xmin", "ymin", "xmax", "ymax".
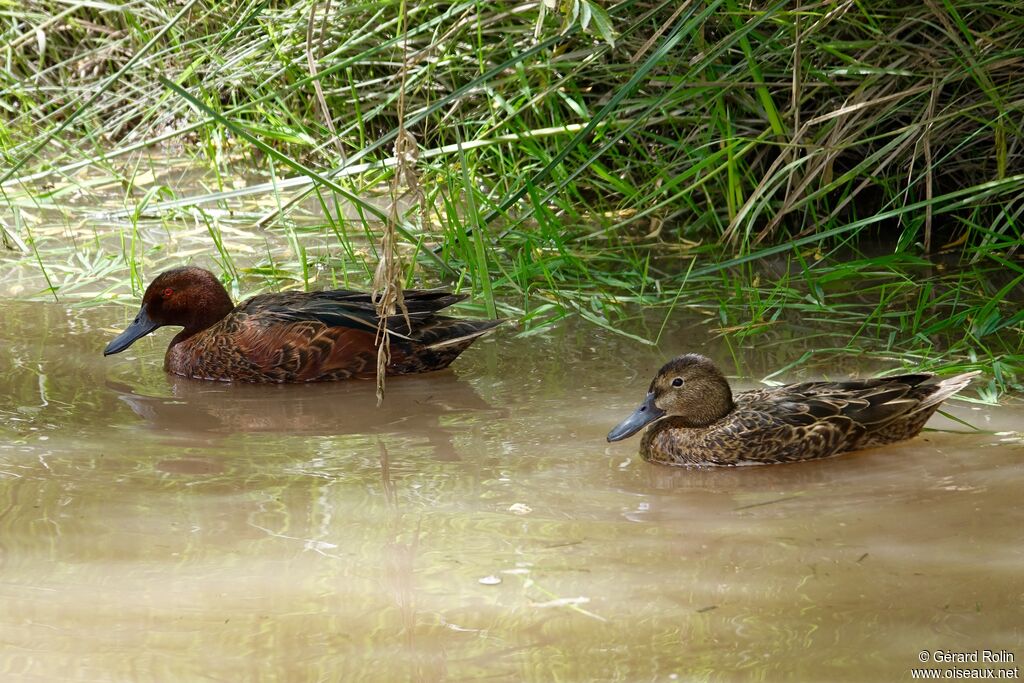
[
  {"xmin": 104, "ymin": 267, "xmax": 233, "ymax": 356},
  {"xmin": 607, "ymin": 354, "xmax": 735, "ymax": 442}
]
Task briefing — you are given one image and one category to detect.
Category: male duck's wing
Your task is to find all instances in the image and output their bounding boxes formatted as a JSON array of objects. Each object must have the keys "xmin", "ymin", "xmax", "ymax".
[
  {"xmin": 237, "ymin": 289, "xmax": 469, "ymax": 337},
  {"xmin": 224, "ymin": 289, "xmax": 498, "ymax": 380}
]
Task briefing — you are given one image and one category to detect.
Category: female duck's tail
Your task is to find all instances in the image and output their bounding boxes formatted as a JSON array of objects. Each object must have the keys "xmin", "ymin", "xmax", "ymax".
[{"xmin": 918, "ymin": 371, "xmax": 981, "ymax": 411}]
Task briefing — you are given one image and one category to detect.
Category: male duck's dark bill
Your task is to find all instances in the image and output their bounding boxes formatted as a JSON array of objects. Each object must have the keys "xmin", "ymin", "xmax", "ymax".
[
  {"xmin": 104, "ymin": 306, "xmax": 160, "ymax": 356},
  {"xmin": 607, "ymin": 391, "xmax": 665, "ymax": 442}
]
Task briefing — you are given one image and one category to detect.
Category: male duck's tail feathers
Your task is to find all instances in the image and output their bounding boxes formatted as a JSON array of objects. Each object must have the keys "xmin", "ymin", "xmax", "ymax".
[
  {"xmin": 386, "ymin": 318, "xmax": 504, "ymax": 375},
  {"xmin": 424, "ymin": 319, "xmax": 505, "ymax": 350}
]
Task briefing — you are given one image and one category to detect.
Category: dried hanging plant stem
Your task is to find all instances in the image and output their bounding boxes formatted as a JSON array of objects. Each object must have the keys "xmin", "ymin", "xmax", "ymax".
[{"xmin": 372, "ymin": 0, "xmax": 418, "ymax": 406}]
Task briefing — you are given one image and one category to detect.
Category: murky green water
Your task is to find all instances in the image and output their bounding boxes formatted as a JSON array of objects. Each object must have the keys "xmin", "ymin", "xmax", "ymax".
[{"xmin": 1, "ymin": 301, "xmax": 1021, "ymax": 681}]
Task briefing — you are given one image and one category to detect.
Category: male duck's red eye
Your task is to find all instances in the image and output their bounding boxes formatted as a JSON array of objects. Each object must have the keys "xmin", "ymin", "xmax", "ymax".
[{"xmin": 163, "ymin": 287, "xmax": 174, "ymax": 298}]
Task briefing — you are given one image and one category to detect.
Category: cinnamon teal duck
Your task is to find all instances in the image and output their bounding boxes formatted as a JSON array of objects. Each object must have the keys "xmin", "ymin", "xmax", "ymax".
[
  {"xmin": 607, "ymin": 353, "xmax": 979, "ymax": 466},
  {"xmin": 103, "ymin": 266, "xmax": 502, "ymax": 382}
]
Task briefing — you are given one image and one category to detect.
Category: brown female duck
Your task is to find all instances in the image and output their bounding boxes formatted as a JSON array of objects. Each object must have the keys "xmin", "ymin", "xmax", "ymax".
[
  {"xmin": 607, "ymin": 353, "xmax": 979, "ymax": 466},
  {"xmin": 104, "ymin": 266, "xmax": 502, "ymax": 382}
]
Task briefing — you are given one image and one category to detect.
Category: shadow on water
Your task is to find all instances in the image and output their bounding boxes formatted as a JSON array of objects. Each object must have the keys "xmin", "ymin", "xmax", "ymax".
[{"xmin": 0, "ymin": 301, "xmax": 1021, "ymax": 681}]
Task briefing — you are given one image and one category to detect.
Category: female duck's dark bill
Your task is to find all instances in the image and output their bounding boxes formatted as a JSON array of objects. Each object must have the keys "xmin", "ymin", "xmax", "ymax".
[
  {"xmin": 104, "ymin": 306, "xmax": 160, "ymax": 356},
  {"xmin": 607, "ymin": 391, "xmax": 665, "ymax": 442}
]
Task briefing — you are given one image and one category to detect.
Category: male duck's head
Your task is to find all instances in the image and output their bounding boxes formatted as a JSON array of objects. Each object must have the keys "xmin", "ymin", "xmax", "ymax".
[
  {"xmin": 104, "ymin": 266, "xmax": 234, "ymax": 356},
  {"xmin": 607, "ymin": 353, "xmax": 735, "ymax": 442}
]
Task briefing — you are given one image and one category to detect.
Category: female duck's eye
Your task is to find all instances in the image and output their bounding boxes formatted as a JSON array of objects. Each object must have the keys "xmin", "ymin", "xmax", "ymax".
[
  {"xmin": 671, "ymin": 377, "xmax": 684, "ymax": 387},
  {"xmin": 163, "ymin": 287, "xmax": 174, "ymax": 298}
]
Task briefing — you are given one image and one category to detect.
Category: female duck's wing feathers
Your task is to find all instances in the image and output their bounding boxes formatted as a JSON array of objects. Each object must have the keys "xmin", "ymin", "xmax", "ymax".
[
  {"xmin": 747, "ymin": 373, "xmax": 974, "ymax": 427},
  {"xmin": 710, "ymin": 371, "xmax": 982, "ymax": 463}
]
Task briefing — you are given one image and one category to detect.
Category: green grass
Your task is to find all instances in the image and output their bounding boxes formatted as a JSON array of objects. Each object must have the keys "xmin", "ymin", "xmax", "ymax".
[{"xmin": 1, "ymin": 0, "xmax": 1022, "ymax": 395}]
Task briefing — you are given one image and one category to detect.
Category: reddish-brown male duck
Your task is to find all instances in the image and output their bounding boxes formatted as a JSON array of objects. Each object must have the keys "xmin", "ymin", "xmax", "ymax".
[
  {"xmin": 607, "ymin": 353, "xmax": 979, "ymax": 466},
  {"xmin": 104, "ymin": 266, "xmax": 502, "ymax": 382}
]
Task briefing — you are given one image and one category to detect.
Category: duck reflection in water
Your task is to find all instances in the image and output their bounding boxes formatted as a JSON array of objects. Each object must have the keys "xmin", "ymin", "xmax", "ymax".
[{"xmin": 107, "ymin": 371, "xmax": 501, "ymax": 460}]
